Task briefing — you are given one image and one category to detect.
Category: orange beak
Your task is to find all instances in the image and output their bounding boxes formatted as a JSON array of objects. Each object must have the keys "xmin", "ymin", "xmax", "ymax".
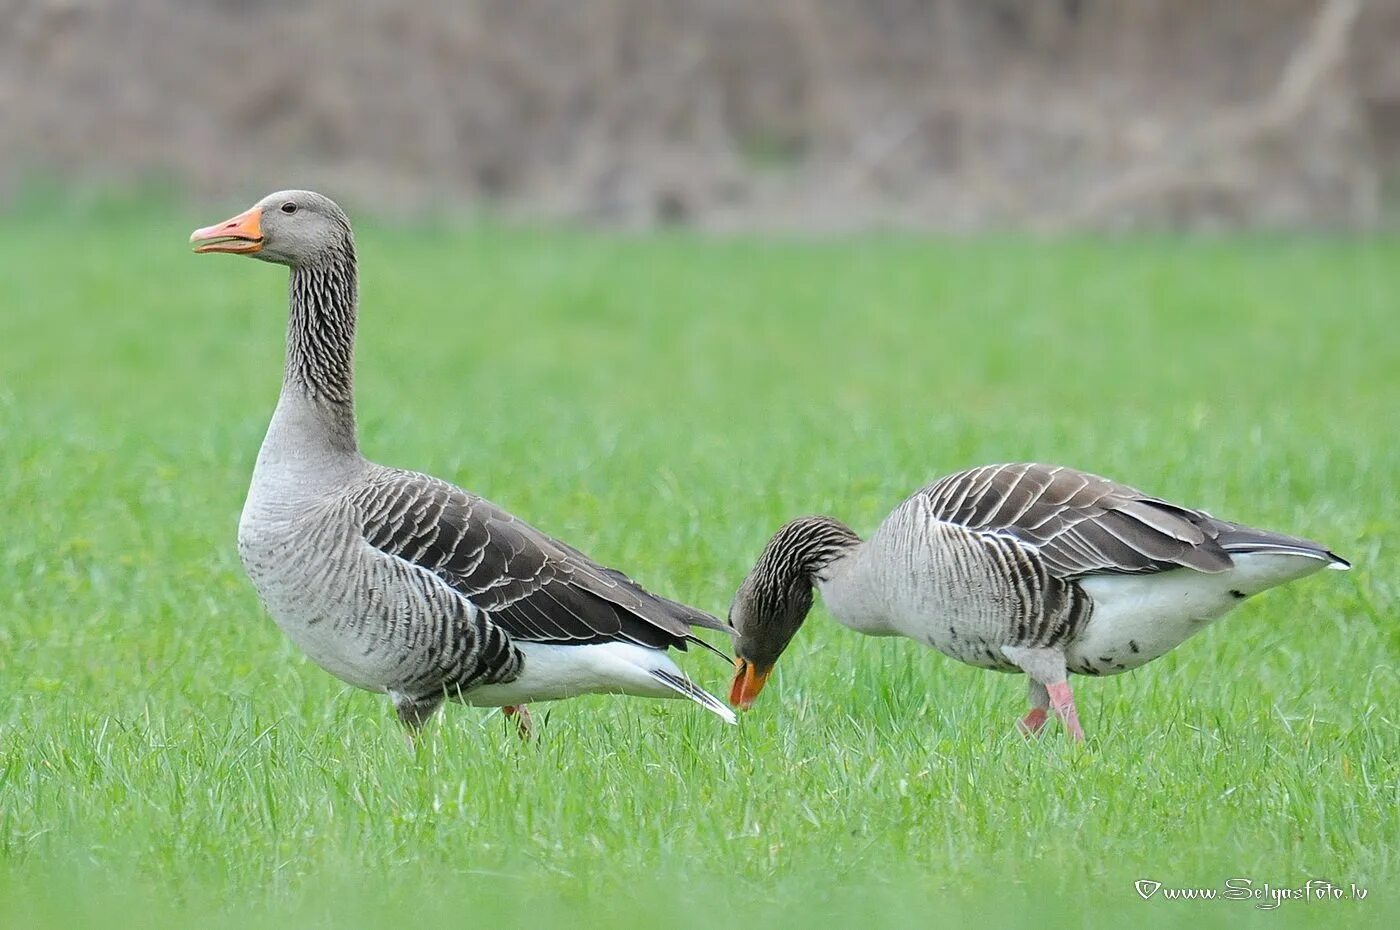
[
  {"xmin": 190, "ymin": 206, "xmax": 264, "ymax": 254},
  {"xmin": 729, "ymin": 658, "xmax": 773, "ymax": 711}
]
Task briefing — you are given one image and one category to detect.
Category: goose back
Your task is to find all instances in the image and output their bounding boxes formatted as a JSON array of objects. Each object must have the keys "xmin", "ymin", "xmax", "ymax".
[
  {"xmin": 352, "ymin": 467, "xmax": 730, "ymax": 653},
  {"xmin": 817, "ymin": 463, "xmax": 1343, "ymax": 675},
  {"xmin": 918, "ymin": 463, "xmax": 1344, "ymax": 573}
]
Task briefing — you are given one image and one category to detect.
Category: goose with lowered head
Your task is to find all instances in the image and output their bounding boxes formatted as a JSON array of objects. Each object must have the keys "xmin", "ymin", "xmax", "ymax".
[{"xmin": 728, "ymin": 463, "xmax": 1348, "ymax": 740}]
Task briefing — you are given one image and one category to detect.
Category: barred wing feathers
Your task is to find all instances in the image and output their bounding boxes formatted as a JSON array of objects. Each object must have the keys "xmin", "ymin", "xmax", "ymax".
[
  {"xmin": 918, "ymin": 463, "xmax": 1341, "ymax": 579},
  {"xmin": 355, "ymin": 469, "xmax": 732, "ymax": 652}
]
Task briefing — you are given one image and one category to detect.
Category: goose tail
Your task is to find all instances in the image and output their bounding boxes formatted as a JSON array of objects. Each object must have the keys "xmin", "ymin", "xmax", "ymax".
[
  {"xmin": 1213, "ymin": 523, "xmax": 1350, "ymax": 570},
  {"xmin": 648, "ymin": 669, "xmax": 737, "ymax": 724}
]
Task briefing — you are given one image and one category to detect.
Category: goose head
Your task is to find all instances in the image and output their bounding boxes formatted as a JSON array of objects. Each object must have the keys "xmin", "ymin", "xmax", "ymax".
[
  {"xmin": 728, "ymin": 515, "xmax": 860, "ymax": 710},
  {"xmin": 728, "ymin": 568, "xmax": 813, "ymax": 711},
  {"xmin": 191, "ymin": 190, "xmax": 352, "ymax": 267}
]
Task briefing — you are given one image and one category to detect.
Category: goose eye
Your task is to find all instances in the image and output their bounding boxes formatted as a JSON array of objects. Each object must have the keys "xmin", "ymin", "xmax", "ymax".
[{"xmin": 280, "ymin": 202, "xmax": 297, "ymax": 215}]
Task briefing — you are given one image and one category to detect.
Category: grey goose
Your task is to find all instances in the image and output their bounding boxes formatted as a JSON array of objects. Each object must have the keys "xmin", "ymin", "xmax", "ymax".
[
  {"xmin": 191, "ymin": 190, "xmax": 734, "ymax": 734},
  {"xmin": 727, "ymin": 463, "xmax": 1348, "ymax": 740}
]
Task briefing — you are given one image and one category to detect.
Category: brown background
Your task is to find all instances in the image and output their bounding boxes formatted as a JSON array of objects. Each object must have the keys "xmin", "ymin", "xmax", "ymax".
[{"xmin": 4, "ymin": 0, "xmax": 1398, "ymax": 230}]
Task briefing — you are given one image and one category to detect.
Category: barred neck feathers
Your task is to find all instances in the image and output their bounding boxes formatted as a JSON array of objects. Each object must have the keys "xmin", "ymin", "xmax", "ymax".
[
  {"xmin": 285, "ymin": 237, "xmax": 358, "ymax": 451},
  {"xmin": 742, "ymin": 516, "xmax": 863, "ymax": 625},
  {"xmin": 756, "ymin": 516, "xmax": 862, "ymax": 589},
  {"xmin": 731, "ymin": 516, "xmax": 861, "ymax": 669}
]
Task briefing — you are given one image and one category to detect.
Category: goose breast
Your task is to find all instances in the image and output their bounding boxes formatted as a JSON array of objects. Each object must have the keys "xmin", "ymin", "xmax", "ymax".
[
  {"xmin": 835, "ymin": 502, "xmax": 1091, "ymax": 671},
  {"xmin": 238, "ymin": 492, "xmax": 503, "ymax": 694}
]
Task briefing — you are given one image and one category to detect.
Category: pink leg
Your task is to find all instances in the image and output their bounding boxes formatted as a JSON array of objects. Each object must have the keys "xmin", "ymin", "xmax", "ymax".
[
  {"xmin": 1018, "ymin": 707, "xmax": 1049, "ymax": 736},
  {"xmin": 1018, "ymin": 679, "xmax": 1050, "ymax": 737},
  {"xmin": 1046, "ymin": 681, "xmax": 1085, "ymax": 742},
  {"xmin": 503, "ymin": 704, "xmax": 533, "ymax": 740},
  {"xmin": 1003, "ymin": 648, "xmax": 1085, "ymax": 742}
]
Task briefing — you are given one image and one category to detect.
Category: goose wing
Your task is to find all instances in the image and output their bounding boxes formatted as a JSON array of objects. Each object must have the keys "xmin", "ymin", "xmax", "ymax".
[
  {"xmin": 918, "ymin": 463, "xmax": 1236, "ymax": 578},
  {"xmin": 354, "ymin": 469, "xmax": 732, "ymax": 652}
]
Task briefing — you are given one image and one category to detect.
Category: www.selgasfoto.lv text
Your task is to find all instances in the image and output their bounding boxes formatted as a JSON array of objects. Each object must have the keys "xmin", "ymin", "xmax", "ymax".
[{"xmin": 1134, "ymin": 878, "xmax": 1368, "ymax": 908}]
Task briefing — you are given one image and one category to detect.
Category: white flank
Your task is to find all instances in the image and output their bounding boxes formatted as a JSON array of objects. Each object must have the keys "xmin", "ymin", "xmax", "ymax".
[
  {"xmin": 1071, "ymin": 551, "xmax": 1334, "ymax": 672},
  {"xmin": 463, "ymin": 641, "xmax": 735, "ymax": 722}
]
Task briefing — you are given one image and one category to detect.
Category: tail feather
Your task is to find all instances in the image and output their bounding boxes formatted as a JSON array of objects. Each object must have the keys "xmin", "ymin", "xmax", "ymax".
[
  {"xmin": 657, "ymin": 594, "xmax": 736, "ymax": 635},
  {"xmin": 648, "ymin": 669, "xmax": 737, "ymax": 724},
  {"xmin": 1213, "ymin": 522, "xmax": 1350, "ymax": 570},
  {"xmin": 685, "ymin": 633, "xmax": 735, "ymax": 662}
]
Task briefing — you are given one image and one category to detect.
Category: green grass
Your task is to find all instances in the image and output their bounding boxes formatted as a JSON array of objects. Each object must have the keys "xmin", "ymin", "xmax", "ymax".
[{"xmin": 1, "ymin": 202, "xmax": 1396, "ymax": 928}]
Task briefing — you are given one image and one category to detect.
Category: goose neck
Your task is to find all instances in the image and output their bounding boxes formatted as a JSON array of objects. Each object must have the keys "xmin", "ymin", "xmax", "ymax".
[
  {"xmin": 763, "ymin": 515, "xmax": 863, "ymax": 590},
  {"xmin": 281, "ymin": 246, "xmax": 358, "ymax": 454}
]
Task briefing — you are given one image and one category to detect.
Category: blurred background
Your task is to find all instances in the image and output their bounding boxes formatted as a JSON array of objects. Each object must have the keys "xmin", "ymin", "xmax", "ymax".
[
  {"xmin": 4, "ymin": 0, "xmax": 1399, "ymax": 231},
  {"xmin": 3, "ymin": 4, "xmax": 1398, "ymax": 928}
]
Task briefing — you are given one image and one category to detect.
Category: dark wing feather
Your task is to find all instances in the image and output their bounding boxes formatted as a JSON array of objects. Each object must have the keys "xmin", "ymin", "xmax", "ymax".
[
  {"xmin": 918, "ymin": 463, "xmax": 1235, "ymax": 578},
  {"xmin": 354, "ymin": 469, "xmax": 732, "ymax": 652}
]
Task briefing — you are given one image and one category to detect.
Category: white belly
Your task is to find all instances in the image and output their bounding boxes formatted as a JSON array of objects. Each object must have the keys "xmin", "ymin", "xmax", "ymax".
[{"xmin": 1069, "ymin": 552, "xmax": 1333, "ymax": 675}]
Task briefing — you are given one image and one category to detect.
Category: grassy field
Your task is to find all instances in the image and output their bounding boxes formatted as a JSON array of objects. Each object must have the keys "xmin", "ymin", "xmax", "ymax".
[{"xmin": 1, "ymin": 199, "xmax": 1396, "ymax": 928}]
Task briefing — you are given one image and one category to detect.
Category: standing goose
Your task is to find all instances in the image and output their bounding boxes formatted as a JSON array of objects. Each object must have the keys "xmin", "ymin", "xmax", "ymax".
[
  {"xmin": 191, "ymin": 190, "xmax": 734, "ymax": 733},
  {"xmin": 728, "ymin": 463, "xmax": 1348, "ymax": 740}
]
